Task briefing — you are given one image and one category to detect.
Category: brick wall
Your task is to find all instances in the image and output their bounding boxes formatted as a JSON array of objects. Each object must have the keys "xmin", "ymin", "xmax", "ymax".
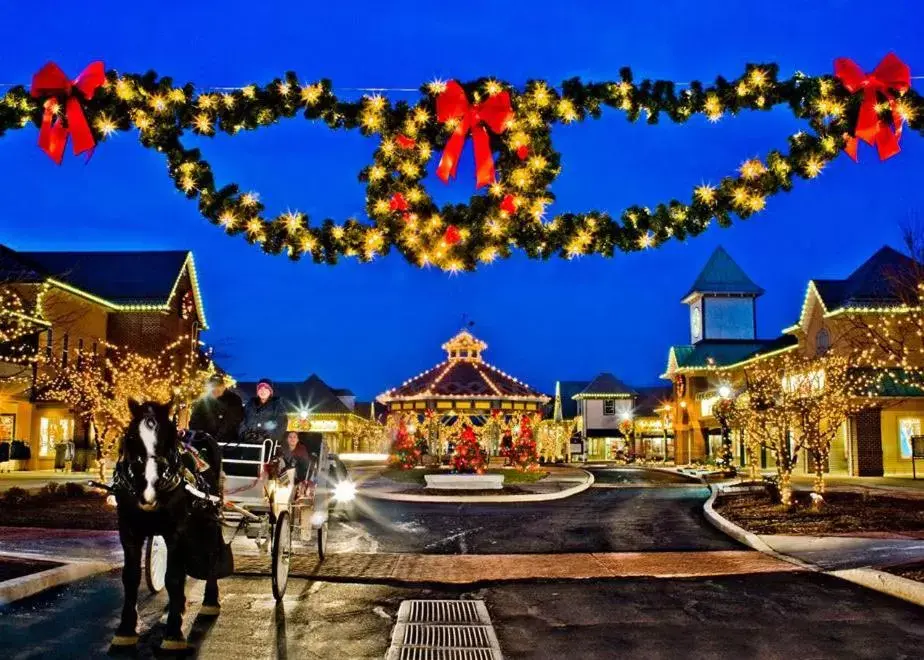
[{"xmin": 850, "ymin": 407, "xmax": 884, "ymax": 477}]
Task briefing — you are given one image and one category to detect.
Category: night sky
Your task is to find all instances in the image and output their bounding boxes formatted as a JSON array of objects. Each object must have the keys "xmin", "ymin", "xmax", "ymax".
[{"xmin": 2, "ymin": 1, "xmax": 923, "ymax": 400}]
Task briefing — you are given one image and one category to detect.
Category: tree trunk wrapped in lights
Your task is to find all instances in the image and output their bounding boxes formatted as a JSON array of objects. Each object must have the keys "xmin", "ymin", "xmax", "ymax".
[
  {"xmin": 711, "ymin": 397, "xmax": 737, "ymax": 475},
  {"xmin": 451, "ymin": 423, "xmax": 486, "ymax": 474}
]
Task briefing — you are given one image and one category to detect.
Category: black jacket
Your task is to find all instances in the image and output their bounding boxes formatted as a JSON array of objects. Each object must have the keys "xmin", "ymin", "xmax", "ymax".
[
  {"xmin": 189, "ymin": 390, "xmax": 244, "ymax": 445},
  {"xmin": 240, "ymin": 396, "xmax": 288, "ymax": 445}
]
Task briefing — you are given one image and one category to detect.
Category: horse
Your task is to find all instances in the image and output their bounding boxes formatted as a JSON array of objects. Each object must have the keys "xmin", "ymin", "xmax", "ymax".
[{"xmin": 110, "ymin": 399, "xmax": 228, "ymax": 652}]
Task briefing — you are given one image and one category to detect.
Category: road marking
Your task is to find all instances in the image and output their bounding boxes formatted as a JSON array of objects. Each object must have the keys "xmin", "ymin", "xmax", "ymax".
[{"xmin": 233, "ymin": 550, "xmax": 803, "ymax": 584}]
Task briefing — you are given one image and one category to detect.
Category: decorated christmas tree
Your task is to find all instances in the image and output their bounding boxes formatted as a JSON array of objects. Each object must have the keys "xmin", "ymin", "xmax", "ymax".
[
  {"xmin": 389, "ymin": 416, "xmax": 418, "ymax": 470},
  {"xmin": 510, "ymin": 414, "xmax": 539, "ymax": 471},
  {"xmin": 451, "ymin": 424, "xmax": 486, "ymax": 474}
]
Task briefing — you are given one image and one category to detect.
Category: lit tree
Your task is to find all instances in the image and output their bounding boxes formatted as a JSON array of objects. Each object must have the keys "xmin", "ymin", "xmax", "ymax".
[
  {"xmin": 725, "ymin": 351, "xmax": 870, "ymax": 506},
  {"xmin": 388, "ymin": 413, "xmax": 417, "ymax": 469},
  {"xmin": 711, "ymin": 395, "xmax": 737, "ymax": 474},
  {"xmin": 536, "ymin": 417, "xmax": 573, "ymax": 462},
  {"xmin": 451, "ymin": 423, "xmax": 486, "ymax": 474},
  {"xmin": 510, "ymin": 414, "xmax": 539, "ymax": 471}
]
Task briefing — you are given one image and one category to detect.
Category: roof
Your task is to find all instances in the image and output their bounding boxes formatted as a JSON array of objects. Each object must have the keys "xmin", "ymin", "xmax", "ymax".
[
  {"xmin": 554, "ymin": 381, "xmax": 589, "ymax": 420},
  {"xmin": 634, "ymin": 386, "xmax": 673, "ymax": 416},
  {"xmin": 354, "ymin": 401, "xmax": 388, "ymax": 422},
  {"xmin": 814, "ymin": 246, "xmax": 919, "ymax": 310},
  {"xmin": 573, "ymin": 373, "xmax": 637, "ymax": 399},
  {"xmin": 682, "ymin": 246, "xmax": 765, "ymax": 302},
  {"xmin": 235, "ymin": 374, "xmax": 352, "ymax": 415},
  {"xmin": 0, "ymin": 245, "xmax": 207, "ymax": 326},
  {"xmin": 665, "ymin": 336, "xmax": 798, "ymax": 373},
  {"xmin": 378, "ymin": 331, "xmax": 549, "ymax": 403}
]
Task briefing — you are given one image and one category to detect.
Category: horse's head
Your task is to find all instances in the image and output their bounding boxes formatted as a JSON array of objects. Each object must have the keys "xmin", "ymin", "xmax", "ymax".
[{"xmin": 119, "ymin": 399, "xmax": 180, "ymax": 510}]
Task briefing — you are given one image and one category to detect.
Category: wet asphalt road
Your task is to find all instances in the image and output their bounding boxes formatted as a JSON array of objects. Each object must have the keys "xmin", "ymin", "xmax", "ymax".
[{"xmin": 2, "ymin": 468, "xmax": 924, "ymax": 659}]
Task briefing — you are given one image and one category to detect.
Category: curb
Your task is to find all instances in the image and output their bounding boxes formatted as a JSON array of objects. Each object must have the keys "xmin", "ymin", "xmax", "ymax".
[
  {"xmin": 359, "ymin": 470, "xmax": 594, "ymax": 504},
  {"xmin": 829, "ymin": 567, "xmax": 924, "ymax": 608},
  {"xmin": 0, "ymin": 556, "xmax": 115, "ymax": 606},
  {"xmin": 703, "ymin": 486, "xmax": 924, "ymax": 607}
]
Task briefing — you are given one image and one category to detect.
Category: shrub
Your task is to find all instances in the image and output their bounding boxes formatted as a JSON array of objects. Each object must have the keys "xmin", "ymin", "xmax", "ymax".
[
  {"xmin": 762, "ymin": 474, "xmax": 781, "ymax": 503},
  {"xmin": 38, "ymin": 482, "xmax": 61, "ymax": 498},
  {"xmin": 1, "ymin": 486, "xmax": 29, "ymax": 506},
  {"xmin": 63, "ymin": 482, "xmax": 87, "ymax": 498}
]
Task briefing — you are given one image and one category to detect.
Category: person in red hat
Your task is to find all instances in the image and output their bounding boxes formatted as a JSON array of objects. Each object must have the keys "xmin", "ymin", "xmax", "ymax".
[{"xmin": 239, "ymin": 378, "xmax": 288, "ymax": 448}]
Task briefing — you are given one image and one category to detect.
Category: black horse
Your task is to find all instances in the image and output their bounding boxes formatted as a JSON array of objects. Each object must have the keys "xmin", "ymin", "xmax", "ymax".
[{"xmin": 110, "ymin": 399, "xmax": 228, "ymax": 652}]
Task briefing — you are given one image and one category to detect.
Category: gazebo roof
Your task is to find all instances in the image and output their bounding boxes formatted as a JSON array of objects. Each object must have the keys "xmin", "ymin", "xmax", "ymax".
[{"xmin": 378, "ymin": 330, "xmax": 549, "ymax": 403}]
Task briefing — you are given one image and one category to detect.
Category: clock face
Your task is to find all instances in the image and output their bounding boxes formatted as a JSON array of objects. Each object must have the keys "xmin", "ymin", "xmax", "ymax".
[{"xmin": 691, "ymin": 306, "xmax": 702, "ymax": 340}]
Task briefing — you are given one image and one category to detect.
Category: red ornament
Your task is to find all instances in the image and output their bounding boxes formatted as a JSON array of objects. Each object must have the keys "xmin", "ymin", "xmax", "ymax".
[
  {"xmin": 30, "ymin": 61, "xmax": 106, "ymax": 164},
  {"xmin": 516, "ymin": 145, "xmax": 529, "ymax": 160},
  {"xmin": 500, "ymin": 194, "xmax": 518, "ymax": 215},
  {"xmin": 389, "ymin": 192, "xmax": 408, "ymax": 211},
  {"xmin": 834, "ymin": 53, "xmax": 910, "ymax": 161},
  {"xmin": 443, "ymin": 225, "xmax": 462, "ymax": 245},
  {"xmin": 435, "ymin": 80, "xmax": 514, "ymax": 188},
  {"xmin": 396, "ymin": 134, "xmax": 416, "ymax": 149}
]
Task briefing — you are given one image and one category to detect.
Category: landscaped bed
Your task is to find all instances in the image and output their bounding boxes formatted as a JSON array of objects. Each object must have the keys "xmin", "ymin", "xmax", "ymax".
[
  {"xmin": 883, "ymin": 561, "xmax": 924, "ymax": 584},
  {"xmin": 380, "ymin": 467, "xmax": 549, "ymax": 486},
  {"xmin": 0, "ymin": 556, "xmax": 63, "ymax": 583},
  {"xmin": 714, "ymin": 491, "xmax": 924, "ymax": 536},
  {"xmin": 0, "ymin": 483, "xmax": 117, "ymax": 531}
]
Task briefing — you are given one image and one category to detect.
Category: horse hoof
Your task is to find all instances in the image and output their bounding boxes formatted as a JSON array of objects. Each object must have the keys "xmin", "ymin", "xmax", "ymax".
[
  {"xmin": 110, "ymin": 634, "xmax": 138, "ymax": 647},
  {"xmin": 199, "ymin": 604, "xmax": 221, "ymax": 616},
  {"xmin": 160, "ymin": 637, "xmax": 188, "ymax": 652}
]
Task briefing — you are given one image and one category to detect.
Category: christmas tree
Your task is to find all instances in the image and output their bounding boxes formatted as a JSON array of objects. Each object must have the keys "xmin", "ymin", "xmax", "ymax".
[
  {"xmin": 389, "ymin": 416, "xmax": 418, "ymax": 469},
  {"xmin": 511, "ymin": 414, "xmax": 539, "ymax": 471},
  {"xmin": 451, "ymin": 424, "xmax": 486, "ymax": 474}
]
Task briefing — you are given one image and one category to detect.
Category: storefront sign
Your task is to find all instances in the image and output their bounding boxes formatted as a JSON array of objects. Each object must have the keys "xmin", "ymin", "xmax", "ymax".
[{"xmin": 309, "ymin": 419, "xmax": 339, "ymax": 433}]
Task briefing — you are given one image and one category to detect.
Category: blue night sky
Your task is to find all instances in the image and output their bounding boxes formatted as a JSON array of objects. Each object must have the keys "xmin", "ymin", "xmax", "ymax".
[{"xmin": 2, "ymin": 1, "xmax": 923, "ymax": 400}]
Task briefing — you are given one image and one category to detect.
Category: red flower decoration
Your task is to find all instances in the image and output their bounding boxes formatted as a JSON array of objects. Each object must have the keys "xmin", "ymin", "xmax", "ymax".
[
  {"xmin": 443, "ymin": 225, "xmax": 462, "ymax": 245},
  {"xmin": 389, "ymin": 192, "xmax": 408, "ymax": 211},
  {"xmin": 396, "ymin": 134, "xmax": 416, "ymax": 149},
  {"xmin": 516, "ymin": 145, "xmax": 529, "ymax": 160},
  {"xmin": 500, "ymin": 194, "xmax": 518, "ymax": 215}
]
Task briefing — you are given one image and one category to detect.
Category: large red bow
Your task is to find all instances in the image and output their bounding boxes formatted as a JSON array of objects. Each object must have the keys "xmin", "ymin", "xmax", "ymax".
[
  {"xmin": 834, "ymin": 53, "xmax": 910, "ymax": 161},
  {"xmin": 30, "ymin": 61, "xmax": 106, "ymax": 164},
  {"xmin": 436, "ymin": 81, "xmax": 513, "ymax": 188}
]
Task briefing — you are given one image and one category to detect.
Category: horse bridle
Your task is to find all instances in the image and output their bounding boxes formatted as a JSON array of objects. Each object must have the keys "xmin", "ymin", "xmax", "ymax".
[{"xmin": 112, "ymin": 449, "xmax": 184, "ymax": 501}]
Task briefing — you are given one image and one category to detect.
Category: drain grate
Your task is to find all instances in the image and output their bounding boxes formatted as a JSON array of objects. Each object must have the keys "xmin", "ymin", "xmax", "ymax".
[{"xmin": 385, "ymin": 600, "xmax": 503, "ymax": 660}]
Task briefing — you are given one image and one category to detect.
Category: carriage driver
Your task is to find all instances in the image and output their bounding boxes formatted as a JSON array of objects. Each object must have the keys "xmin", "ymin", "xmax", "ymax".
[{"xmin": 240, "ymin": 378, "xmax": 289, "ymax": 447}]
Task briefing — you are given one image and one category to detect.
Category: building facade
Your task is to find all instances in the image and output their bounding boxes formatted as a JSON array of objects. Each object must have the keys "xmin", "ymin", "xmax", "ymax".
[
  {"xmin": 0, "ymin": 246, "xmax": 207, "ymax": 470},
  {"xmin": 663, "ymin": 245, "xmax": 924, "ymax": 477}
]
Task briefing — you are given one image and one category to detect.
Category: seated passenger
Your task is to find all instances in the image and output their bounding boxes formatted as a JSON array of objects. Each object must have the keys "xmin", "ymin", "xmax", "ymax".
[{"xmin": 279, "ymin": 431, "xmax": 316, "ymax": 485}]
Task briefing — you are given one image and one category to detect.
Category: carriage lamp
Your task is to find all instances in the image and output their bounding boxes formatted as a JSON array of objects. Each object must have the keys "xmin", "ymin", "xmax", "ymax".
[
  {"xmin": 311, "ymin": 511, "xmax": 328, "ymax": 527},
  {"xmin": 718, "ymin": 385, "xmax": 732, "ymax": 398},
  {"xmin": 333, "ymin": 480, "xmax": 357, "ymax": 502}
]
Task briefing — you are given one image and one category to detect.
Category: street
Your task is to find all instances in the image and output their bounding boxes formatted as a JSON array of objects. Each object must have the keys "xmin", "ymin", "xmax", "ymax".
[{"xmin": 1, "ymin": 468, "xmax": 923, "ymax": 659}]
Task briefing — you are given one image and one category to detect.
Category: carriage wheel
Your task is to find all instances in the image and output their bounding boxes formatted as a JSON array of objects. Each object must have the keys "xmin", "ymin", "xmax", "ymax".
[
  {"xmin": 271, "ymin": 511, "xmax": 291, "ymax": 600},
  {"xmin": 144, "ymin": 536, "xmax": 167, "ymax": 594},
  {"xmin": 316, "ymin": 521, "xmax": 328, "ymax": 561}
]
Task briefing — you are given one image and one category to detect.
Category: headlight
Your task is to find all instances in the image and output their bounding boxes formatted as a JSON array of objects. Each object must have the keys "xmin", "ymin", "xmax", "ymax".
[{"xmin": 333, "ymin": 480, "xmax": 356, "ymax": 502}]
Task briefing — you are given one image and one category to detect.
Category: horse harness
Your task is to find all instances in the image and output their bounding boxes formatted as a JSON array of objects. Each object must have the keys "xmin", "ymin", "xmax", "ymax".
[{"xmin": 112, "ymin": 444, "xmax": 219, "ymax": 510}]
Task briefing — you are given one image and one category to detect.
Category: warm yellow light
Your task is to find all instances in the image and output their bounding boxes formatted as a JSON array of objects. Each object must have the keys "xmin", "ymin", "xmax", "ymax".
[
  {"xmin": 427, "ymin": 214, "xmax": 443, "ymax": 231},
  {"xmin": 532, "ymin": 82, "xmax": 551, "ymax": 108},
  {"xmin": 418, "ymin": 142, "xmax": 432, "ymax": 162},
  {"xmin": 406, "ymin": 188, "xmax": 424, "ymax": 204},
  {"xmin": 193, "ymin": 113, "xmax": 213, "ymax": 134},
  {"xmin": 300, "ymin": 83, "xmax": 323, "ymax": 105},
  {"xmin": 704, "ymin": 94, "xmax": 723, "ymax": 122},
  {"xmin": 484, "ymin": 80, "xmax": 503, "ymax": 96},
  {"xmin": 527, "ymin": 155, "xmax": 548, "ymax": 171},
  {"xmin": 772, "ymin": 159, "xmax": 791, "ymax": 176},
  {"xmin": 736, "ymin": 81, "xmax": 750, "ymax": 97},
  {"xmin": 241, "ymin": 192, "xmax": 259, "ymax": 207},
  {"xmin": 94, "ymin": 114, "xmax": 117, "ymax": 137},
  {"xmin": 731, "ymin": 186, "xmax": 750, "ymax": 208},
  {"xmin": 739, "ymin": 159, "xmax": 766, "ymax": 180},
  {"xmin": 428, "ymin": 79, "xmax": 447, "ymax": 94},
  {"xmin": 746, "ymin": 195, "xmax": 766, "ymax": 212},
  {"xmin": 748, "ymin": 68, "xmax": 767, "ymax": 88},
  {"xmin": 373, "ymin": 199, "xmax": 391, "ymax": 216},
  {"xmin": 149, "ymin": 94, "xmax": 168, "ymax": 113},
  {"xmin": 399, "ymin": 161, "xmax": 419, "ymax": 177},
  {"xmin": 368, "ymin": 165, "xmax": 386, "ymax": 182},
  {"xmin": 804, "ymin": 157, "xmax": 825, "ymax": 178},
  {"xmin": 180, "ymin": 175, "xmax": 196, "ymax": 193},
  {"xmin": 222, "ymin": 93, "xmax": 236, "ymax": 108},
  {"xmin": 511, "ymin": 169, "xmax": 532, "ymax": 189},
  {"xmin": 821, "ymin": 135, "xmax": 837, "ymax": 153},
  {"xmin": 479, "ymin": 247, "xmax": 499, "ymax": 263},
  {"xmin": 133, "ymin": 111, "xmax": 152, "ymax": 132},
  {"xmin": 281, "ymin": 212, "xmax": 303, "ymax": 234},
  {"xmin": 331, "ymin": 225, "xmax": 345, "ymax": 240},
  {"xmin": 557, "ymin": 99, "xmax": 578, "ymax": 122},
  {"xmin": 277, "ymin": 82, "xmax": 291, "ymax": 97},
  {"xmin": 245, "ymin": 218, "xmax": 264, "ymax": 236},
  {"xmin": 489, "ymin": 182, "xmax": 505, "ymax": 198},
  {"xmin": 115, "ymin": 78, "xmax": 135, "ymax": 100},
  {"xmin": 638, "ymin": 232, "xmax": 654, "ymax": 249},
  {"xmin": 695, "ymin": 184, "xmax": 717, "ymax": 205},
  {"xmin": 361, "ymin": 110, "xmax": 382, "ymax": 131},
  {"xmin": 242, "ymin": 85, "xmax": 256, "ymax": 99},
  {"xmin": 380, "ymin": 140, "xmax": 396, "ymax": 158},
  {"xmin": 218, "ymin": 211, "xmax": 237, "ymax": 228},
  {"xmin": 414, "ymin": 107, "xmax": 430, "ymax": 125},
  {"xmin": 895, "ymin": 99, "xmax": 916, "ymax": 123}
]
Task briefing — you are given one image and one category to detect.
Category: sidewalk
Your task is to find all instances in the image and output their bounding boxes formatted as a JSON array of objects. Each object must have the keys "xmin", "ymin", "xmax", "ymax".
[{"xmin": 0, "ymin": 470, "xmax": 94, "ymax": 492}]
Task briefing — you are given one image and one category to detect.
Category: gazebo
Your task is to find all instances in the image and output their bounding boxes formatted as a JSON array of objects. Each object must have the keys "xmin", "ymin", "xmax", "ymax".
[{"xmin": 377, "ymin": 330, "xmax": 550, "ymax": 455}]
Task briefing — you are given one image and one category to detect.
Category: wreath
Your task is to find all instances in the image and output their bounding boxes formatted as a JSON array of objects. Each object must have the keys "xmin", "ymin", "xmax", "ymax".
[{"xmin": 2, "ymin": 54, "xmax": 918, "ymax": 271}]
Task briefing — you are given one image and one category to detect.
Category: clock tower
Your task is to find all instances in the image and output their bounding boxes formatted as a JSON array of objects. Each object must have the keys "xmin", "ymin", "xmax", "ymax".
[{"xmin": 682, "ymin": 246, "xmax": 764, "ymax": 344}]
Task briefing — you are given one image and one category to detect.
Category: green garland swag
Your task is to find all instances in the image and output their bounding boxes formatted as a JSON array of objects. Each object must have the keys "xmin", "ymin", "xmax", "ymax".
[{"xmin": 1, "ymin": 62, "xmax": 921, "ymax": 271}]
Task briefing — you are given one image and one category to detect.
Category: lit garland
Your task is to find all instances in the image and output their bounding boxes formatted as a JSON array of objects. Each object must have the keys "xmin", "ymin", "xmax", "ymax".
[{"xmin": 1, "ymin": 59, "xmax": 921, "ymax": 271}]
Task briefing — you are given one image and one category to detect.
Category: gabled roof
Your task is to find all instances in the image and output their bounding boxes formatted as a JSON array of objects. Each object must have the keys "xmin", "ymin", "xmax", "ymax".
[
  {"xmin": 235, "ymin": 374, "xmax": 352, "ymax": 415},
  {"xmin": 790, "ymin": 246, "xmax": 920, "ymax": 331},
  {"xmin": 354, "ymin": 401, "xmax": 388, "ymax": 422},
  {"xmin": 682, "ymin": 246, "xmax": 765, "ymax": 302},
  {"xmin": 573, "ymin": 373, "xmax": 637, "ymax": 399},
  {"xmin": 554, "ymin": 380, "xmax": 589, "ymax": 420},
  {"xmin": 664, "ymin": 336, "xmax": 798, "ymax": 375},
  {"xmin": 0, "ymin": 245, "xmax": 207, "ymax": 327}
]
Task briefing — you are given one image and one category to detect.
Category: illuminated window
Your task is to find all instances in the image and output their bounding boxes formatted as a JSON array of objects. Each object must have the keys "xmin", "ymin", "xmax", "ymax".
[
  {"xmin": 39, "ymin": 417, "xmax": 74, "ymax": 457},
  {"xmin": 603, "ymin": 400, "xmax": 616, "ymax": 416},
  {"xmin": 898, "ymin": 418, "xmax": 920, "ymax": 460},
  {"xmin": 0, "ymin": 414, "xmax": 15, "ymax": 441}
]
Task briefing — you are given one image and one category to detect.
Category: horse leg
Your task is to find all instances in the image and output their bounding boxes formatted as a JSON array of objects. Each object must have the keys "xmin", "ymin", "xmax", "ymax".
[
  {"xmin": 160, "ymin": 543, "xmax": 188, "ymax": 651},
  {"xmin": 112, "ymin": 532, "xmax": 142, "ymax": 647},
  {"xmin": 200, "ymin": 578, "xmax": 221, "ymax": 616}
]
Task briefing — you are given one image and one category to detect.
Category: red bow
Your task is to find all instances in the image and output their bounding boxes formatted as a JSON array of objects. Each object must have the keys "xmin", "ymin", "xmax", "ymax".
[
  {"xmin": 30, "ymin": 61, "xmax": 106, "ymax": 164},
  {"xmin": 436, "ymin": 81, "xmax": 513, "ymax": 188},
  {"xmin": 834, "ymin": 53, "xmax": 910, "ymax": 161}
]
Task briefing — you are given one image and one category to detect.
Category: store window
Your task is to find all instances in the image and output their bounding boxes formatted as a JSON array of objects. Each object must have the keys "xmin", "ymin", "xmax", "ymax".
[
  {"xmin": 0, "ymin": 414, "xmax": 15, "ymax": 441},
  {"xmin": 39, "ymin": 417, "xmax": 74, "ymax": 457},
  {"xmin": 898, "ymin": 418, "xmax": 920, "ymax": 460},
  {"xmin": 603, "ymin": 400, "xmax": 616, "ymax": 416}
]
